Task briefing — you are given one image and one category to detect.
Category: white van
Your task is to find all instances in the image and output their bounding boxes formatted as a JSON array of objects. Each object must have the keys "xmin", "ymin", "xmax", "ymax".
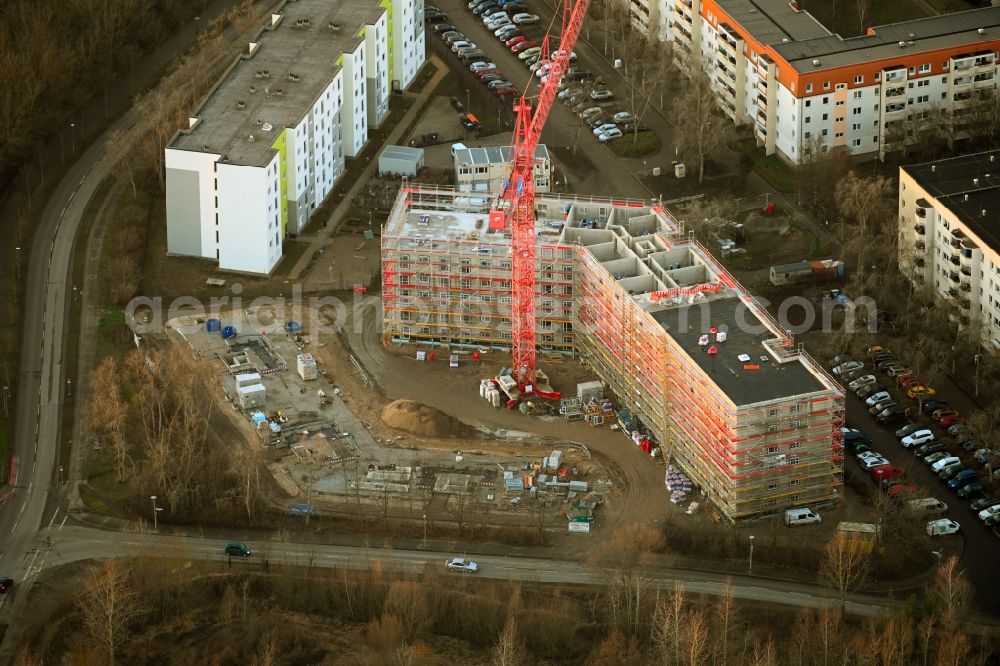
[
  {"xmin": 784, "ymin": 507, "xmax": 822, "ymax": 526},
  {"xmin": 906, "ymin": 498, "xmax": 948, "ymax": 517}
]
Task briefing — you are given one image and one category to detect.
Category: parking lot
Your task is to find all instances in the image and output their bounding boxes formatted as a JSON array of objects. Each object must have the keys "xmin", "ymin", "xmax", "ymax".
[
  {"xmin": 423, "ymin": 0, "xmax": 654, "ymax": 198},
  {"xmin": 837, "ymin": 351, "xmax": 1000, "ymax": 613}
]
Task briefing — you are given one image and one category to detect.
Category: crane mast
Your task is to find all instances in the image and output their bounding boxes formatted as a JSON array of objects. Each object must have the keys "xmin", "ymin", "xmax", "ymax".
[{"xmin": 491, "ymin": 0, "xmax": 590, "ymax": 388}]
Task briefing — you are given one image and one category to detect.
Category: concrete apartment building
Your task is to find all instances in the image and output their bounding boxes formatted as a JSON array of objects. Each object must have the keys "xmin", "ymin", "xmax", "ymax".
[
  {"xmin": 165, "ymin": 0, "xmax": 425, "ymax": 274},
  {"xmin": 452, "ymin": 144, "xmax": 552, "ymax": 194},
  {"xmin": 654, "ymin": 0, "xmax": 1000, "ymax": 164},
  {"xmin": 898, "ymin": 150, "xmax": 1000, "ymax": 350},
  {"xmin": 381, "ymin": 186, "xmax": 844, "ymax": 520}
]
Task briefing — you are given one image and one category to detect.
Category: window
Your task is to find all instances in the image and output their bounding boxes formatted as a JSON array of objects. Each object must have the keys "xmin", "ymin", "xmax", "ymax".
[
  {"xmin": 823, "ymin": 96, "xmax": 829, "ymax": 104},
  {"xmin": 767, "ymin": 482, "xmax": 778, "ymax": 491},
  {"xmin": 805, "ymin": 99, "xmax": 812, "ymax": 107},
  {"xmin": 789, "ymin": 442, "xmax": 801, "ymax": 449},
  {"xmin": 767, "ymin": 408, "xmax": 779, "ymax": 417},
  {"xmin": 806, "ymin": 83, "xmax": 813, "ymax": 93},
  {"xmin": 766, "ymin": 445, "xmax": 779, "ymax": 453},
  {"xmin": 804, "ymin": 131, "xmax": 811, "ymax": 138},
  {"xmin": 836, "ymin": 100, "xmax": 845, "ymax": 107},
  {"xmin": 805, "ymin": 116, "xmax": 811, "ymax": 123},
  {"xmin": 835, "ymin": 131, "xmax": 843, "ymax": 138},
  {"xmin": 909, "ymin": 66, "xmax": 916, "ymax": 75},
  {"xmin": 920, "ymin": 63, "xmax": 931, "ymax": 73},
  {"xmin": 852, "ymin": 138, "xmax": 862, "ymax": 147},
  {"xmin": 822, "ymin": 113, "xmax": 829, "ymax": 120},
  {"xmin": 852, "ymin": 123, "xmax": 861, "ymax": 130},
  {"xmin": 767, "ymin": 425, "xmax": 779, "ymax": 433},
  {"xmin": 853, "ymin": 107, "xmax": 862, "ymax": 115},
  {"xmin": 824, "ymin": 81, "xmax": 831, "ymax": 90},
  {"xmin": 853, "ymin": 90, "xmax": 862, "ymax": 99},
  {"xmin": 854, "ymin": 75, "xmax": 863, "ymax": 84},
  {"xmin": 790, "ymin": 420, "xmax": 801, "ymax": 428},
  {"xmin": 789, "ymin": 479, "xmax": 800, "ymax": 487}
]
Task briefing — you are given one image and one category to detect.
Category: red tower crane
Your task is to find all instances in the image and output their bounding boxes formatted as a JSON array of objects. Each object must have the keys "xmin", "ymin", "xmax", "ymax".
[{"xmin": 488, "ymin": 0, "xmax": 591, "ymax": 389}]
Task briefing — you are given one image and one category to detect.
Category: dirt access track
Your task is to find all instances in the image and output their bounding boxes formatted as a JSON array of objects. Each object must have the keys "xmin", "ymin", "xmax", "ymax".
[{"xmin": 312, "ymin": 291, "xmax": 669, "ymax": 533}]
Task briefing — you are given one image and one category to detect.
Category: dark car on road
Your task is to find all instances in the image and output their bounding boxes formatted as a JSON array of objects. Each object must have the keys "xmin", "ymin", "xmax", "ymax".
[
  {"xmin": 225, "ymin": 541, "xmax": 252, "ymax": 557},
  {"xmin": 0, "ymin": 578, "xmax": 13, "ymax": 593}
]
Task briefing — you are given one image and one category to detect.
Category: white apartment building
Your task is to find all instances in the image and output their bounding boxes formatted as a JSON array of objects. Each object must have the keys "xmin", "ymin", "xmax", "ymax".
[
  {"xmin": 657, "ymin": 0, "xmax": 1000, "ymax": 164},
  {"xmin": 452, "ymin": 144, "xmax": 552, "ymax": 194},
  {"xmin": 165, "ymin": 0, "xmax": 425, "ymax": 274},
  {"xmin": 898, "ymin": 151, "xmax": 1000, "ymax": 350}
]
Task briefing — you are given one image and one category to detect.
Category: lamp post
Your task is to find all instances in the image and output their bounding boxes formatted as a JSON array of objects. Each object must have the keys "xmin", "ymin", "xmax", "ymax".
[
  {"xmin": 748, "ymin": 534, "xmax": 755, "ymax": 575},
  {"xmin": 465, "ymin": 88, "xmax": 470, "ymax": 113},
  {"xmin": 15, "ymin": 246, "xmax": 21, "ymax": 280},
  {"xmin": 70, "ymin": 123, "xmax": 76, "ymax": 155},
  {"xmin": 150, "ymin": 495, "xmax": 163, "ymax": 530},
  {"xmin": 422, "ymin": 513, "xmax": 427, "ymax": 547}
]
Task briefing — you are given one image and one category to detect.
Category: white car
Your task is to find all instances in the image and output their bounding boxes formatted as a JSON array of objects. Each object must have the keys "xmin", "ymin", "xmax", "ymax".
[
  {"xmin": 613, "ymin": 111, "xmax": 634, "ymax": 124},
  {"xmin": 926, "ymin": 519, "xmax": 961, "ymax": 536},
  {"xmin": 832, "ymin": 361, "xmax": 864, "ymax": 376},
  {"xmin": 470, "ymin": 61, "xmax": 495, "ymax": 71},
  {"xmin": 445, "ymin": 557, "xmax": 479, "ymax": 573},
  {"xmin": 590, "ymin": 89, "xmax": 614, "ymax": 101},
  {"xmin": 579, "ymin": 106, "xmax": 603, "ymax": 119},
  {"xmin": 930, "ymin": 456, "xmax": 961, "ymax": 473},
  {"xmin": 860, "ymin": 456, "xmax": 891, "ymax": 470},
  {"xmin": 495, "ymin": 26, "xmax": 518, "ymax": 38},
  {"xmin": 848, "ymin": 375, "xmax": 877, "ymax": 391},
  {"xmin": 512, "ymin": 13, "xmax": 539, "ymax": 24},
  {"xmin": 451, "ymin": 40, "xmax": 476, "ymax": 52},
  {"xmin": 856, "ymin": 450, "xmax": 883, "ymax": 461},
  {"xmin": 552, "ymin": 49, "xmax": 577, "ymax": 62},
  {"xmin": 593, "ymin": 123, "xmax": 617, "ymax": 136},
  {"xmin": 599, "ymin": 128, "xmax": 622, "ymax": 142},
  {"xmin": 978, "ymin": 505, "xmax": 1000, "ymax": 521},
  {"xmin": 864, "ymin": 391, "xmax": 891, "ymax": 407},
  {"xmin": 486, "ymin": 16, "xmax": 510, "ymax": 27},
  {"xmin": 558, "ymin": 87, "xmax": 581, "ymax": 100},
  {"xmin": 901, "ymin": 430, "xmax": 935, "ymax": 448}
]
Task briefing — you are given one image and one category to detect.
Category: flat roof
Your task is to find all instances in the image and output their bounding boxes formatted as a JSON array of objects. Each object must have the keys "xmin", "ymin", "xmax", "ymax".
[
  {"xmin": 772, "ymin": 6, "xmax": 1000, "ymax": 72},
  {"xmin": 171, "ymin": 0, "xmax": 382, "ymax": 166},
  {"xmin": 452, "ymin": 144, "xmax": 551, "ymax": 166},
  {"xmin": 381, "ymin": 145, "xmax": 425, "ymax": 161},
  {"xmin": 651, "ymin": 297, "xmax": 825, "ymax": 406},
  {"xmin": 716, "ymin": 0, "xmax": 829, "ymax": 45},
  {"xmin": 904, "ymin": 150, "xmax": 1000, "ymax": 253}
]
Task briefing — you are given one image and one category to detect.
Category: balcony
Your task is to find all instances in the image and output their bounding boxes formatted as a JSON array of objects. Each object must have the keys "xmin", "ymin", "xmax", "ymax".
[
  {"xmin": 949, "ymin": 271, "xmax": 961, "ymax": 283},
  {"xmin": 756, "ymin": 95, "xmax": 767, "ymax": 113},
  {"xmin": 959, "ymin": 298, "xmax": 971, "ymax": 311},
  {"xmin": 960, "ymin": 282, "xmax": 972, "ymax": 292},
  {"xmin": 950, "ymin": 255, "xmax": 961, "ymax": 266},
  {"xmin": 884, "ymin": 85, "xmax": 906, "ymax": 97},
  {"xmin": 948, "ymin": 287, "xmax": 960, "ymax": 298},
  {"xmin": 915, "ymin": 258, "xmax": 925, "ymax": 268},
  {"xmin": 915, "ymin": 240, "xmax": 926, "ymax": 250},
  {"xmin": 885, "ymin": 102, "xmax": 907, "ymax": 115},
  {"xmin": 883, "ymin": 67, "xmax": 907, "ymax": 83},
  {"xmin": 914, "ymin": 224, "xmax": 926, "ymax": 235}
]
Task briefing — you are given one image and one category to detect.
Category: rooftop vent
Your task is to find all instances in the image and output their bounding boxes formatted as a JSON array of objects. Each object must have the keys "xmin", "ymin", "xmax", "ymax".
[
  {"xmin": 248, "ymin": 134, "xmax": 255, "ymax": 142},
  {"xmin": 931, "ymin": 164, "xmax": 937, "ymax": 172},
  {"xmin": 236, "ymin": 100, "xmax": 246, "ymax": 109},
  {"xmin": 974, "ymin": 177, "xmax": 980, "ymax": 186},
  {"xmin": 294, "ymin": 18, "xmax": 311, "ymax": 28},
  {"xmin": 274, "ymin": 88, "xmax": 284, "ymax": 95},
  {"xmin": 249, "ymin": 85, "xmax": 257, "ymax": 93},
  {"xmin": 979, "ymin": 28, "xmax": 986, "ymax": 35},
  {"xmin": 899, "ymin": 41, "xmax": 907, "ymax": 48},
  {"xmin": 328, "ymin": 21, "xmax": 341, "ymax": 31},
  {"xmin": 964, "ymin": 194, "xmax": 970, "ymax": 202},
  {"xmin": 812, "ymin": 58, "xmax": 821, "ymax": 67},
  {"xmin": 991, "ymin": 154, "xmax": 995, "ymax": 162},
  {"xmin": 256, "ymin": 118, "xmax": 263, "ymax": 124},
  {"xmin": 288, "ymin": 72, "xmax": 300, "ymax": 81},
  {"xmin": 982, "ymin": 209, "xmax": 988, "ymax": 217},
  {"xmin": 908, "ymin": 33, "xmax": 916, "ymax": 39},
  {"xmin": 262, "ymin": 122, "xmax": 274, "ymax": 132}
]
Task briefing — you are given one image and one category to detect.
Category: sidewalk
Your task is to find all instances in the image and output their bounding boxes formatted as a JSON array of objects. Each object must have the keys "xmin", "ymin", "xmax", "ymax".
[{"xmin": 287, "ymin": 53, "xmax": 451, "ymax": 282}]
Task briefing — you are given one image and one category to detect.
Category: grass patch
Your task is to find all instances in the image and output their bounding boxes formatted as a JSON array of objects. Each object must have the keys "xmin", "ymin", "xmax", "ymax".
[
  {"xmin": 607, "ymin": 131, "xmax": 659, "ymax": 158},
  {"xmin": 789, "ymin": 219, "xmax": 823, "ymax": 259},
  {"xmin": 733, "ymin": 138, "xmax": 797, "ymax": 192}
]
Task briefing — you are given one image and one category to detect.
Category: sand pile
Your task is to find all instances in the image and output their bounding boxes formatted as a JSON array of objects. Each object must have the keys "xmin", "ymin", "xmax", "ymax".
[{"xmin": 381, "ymin": 399, "xmax": 470, "ymax": 438}]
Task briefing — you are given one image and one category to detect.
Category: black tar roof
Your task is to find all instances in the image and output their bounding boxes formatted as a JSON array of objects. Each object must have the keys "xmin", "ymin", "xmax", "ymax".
[
  {"xmin": 904, "ymin": 150, "xmax": 1000, "ymax": 253},
  {"xmin": 651, "ymin": 297, "xmax": 826, "ymax": 407}
]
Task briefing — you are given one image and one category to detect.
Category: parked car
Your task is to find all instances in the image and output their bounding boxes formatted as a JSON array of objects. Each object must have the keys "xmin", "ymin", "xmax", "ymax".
[
  {"xmin": 493, "ymin": 85, "xmax": 517, "ymax": 97},
  {"xmin": 931, "ymin": 456, "xmax": 961, "ymax": 473},
  {"xmin": 932, "ymin": 408, "xmax": 957, "ymax": 420},
  {"xmin": 924, "ymin": 451, "xmax": 950, "ymax": 466},
  {"xmin": 426, "ymin": 12, "xmax": 449, "ymax": 23},
  {"xmin": 469, "ymin": 60, "xmax": 495, "ymax": 71},
  {"xmin": 959, "ymin": 438, "xmax": 982, "ymax": 453},
  {"xmin": 861, "ymin": 456, "xmax": 891, "ymax": 470},
  {"xmin": 926, "ymin": 519, "xmax": 961, "ymax": 536},
  {"xmin": 958, "ymin": 481, "xmax": 985, "ymax": 499},
  {"xmin": 506, "ymin": 34, "xmax": 528, "ymax": 47},
  {"xmin": 939, "ymin": 415, "xmax": 963, "ymax": 429},
  {"xmin": 451, "ymin": 40, "xmax": 476, "ymax": 52},
  {"xmin": 970, "ymin": 497, "xmax": 1000, "ymax": 512},
  {"xmin": 916, "ymin": 442, "xmax": 946, "ymax": 458},
  {"xmin": 434, "ymin": 23, "xmax": 457, "ymax": 33},
  {"xmin": 579, "ymin": 106, "xmax": 603, "ymax": 119},
  {"xmin": 619, "ymin": 121, "xmax": 650, "ymax": 133},
  {"xmin": 896, "ymin": 423, "xmax": 924, "ymax": 438},
  {"xmin": 592, "ymin": 123, "xmax": 617, "ymax": 136},
  {"xmin": 512, "ymin": 13, "xmax": 539, "ymax": 24},
  {"xmin": 460, "ymin": 113, "xmax": 480, "ymax": 129},
  {"xmin": 495, "ymin": 25, "xmax": 519, "ymax": 38},
  {"xmin": 849, "ymin": 374, "xmax": 877, "ymax": 391},
  {"xmin": 877, "ymin": 407, "xmax": 907, "ymax": 425},
  {"xmin": 830, "ymin": 354, "xmax": 853, "ymax": 367},
  {"xmin": 225, "ymin": 541, "xmax": 251, "ymax": 557},
  {"xmin": 841, "ymin": 428, "xmax": 872, "ymax": 447},
  {"xmin": 518, "ymin": 47, "xmax": 542, "ymax": 60},
  {"xmin": 590, "ymin": 89, "xmax": 614, "ymax": 101},
  {"xmin": 921, "ymin": 399, "xmax": 947, "ymax": 415},
  {"xmin": 613, "ymin": 111, "xmax": 635, "ymax": 124},
  {"xmin": 978, "ymin": 504, "xmax": 1000, "ymax": 522},
  {"xmin": 445, "ymin": 557, "xmax": 479, "ymax": 573},
  {"xmin": 937, "ymin": 462, "xmax": 965, "ymax": 482},
  {"xmin": 598, "ymin": 128, "xmax": 623, "ymax": 142},
  {"xmin": 948, "ymin": 469, "xmax": 978, "ymax": 490},
  {"xmin": 0, "ymin": 578, "xmax": 13, "ymax": 593},
  {"xmin": 487, "ymin": 79, "xmax": 513, "ymax": 89},
  {"xmin": 473, "ymin": 3, "xmax": 498, "ymax": 14},
  {"xmin": 865, "ymin": 391, "xmax": 891, "ymax": 407},
  {"xmin": 900, "ymin": 430, "xmax": 934, "ymax": 448},
  {"xmin": 833, "ymin": 361, "xmax": 863, "ymax": 376},
  {"xmin": 907, "ymin": 385, "xmax": 936, "ymax": 399},
  {"xmin": 887, "ymin": 482, "xmax": 918, "ymax": 499},
  {"xmin": 480, "ymin": 73, "xmax": 504, "ymax": 84},
  {"xmin": 558, "ymin": 87, "xmax": 582, "ymax": 100},
  {"xmin": 870, "ymin": 464, "xmax": 904, "ymax": 484},
  {"xmin": 869, "ymin": 401, "xmax": 897, "ymax": 416}
]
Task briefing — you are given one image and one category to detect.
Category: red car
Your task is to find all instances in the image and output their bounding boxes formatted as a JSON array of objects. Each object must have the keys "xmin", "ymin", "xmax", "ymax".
[
  {"xmin": 505, "ymin": 35, "xmax": 527, "ymax": 47},
  {"xmin": 511, "ymin": 40, "xmax": 536, "ymax": 53},
  {"xmin": 493, "ymin": 85, "xmax": 518, "ymax": 97},
  {"xmin": 476, "ymin": 67, "xmax": 502, "ymax": 79},
  {"xmin": 887, "ymin": 482, "xmax": 918, "ymax": 499},
  {"xmin": 896, "ymin": 374, "xmax": 917, "ymax": 388},
  {"xmin": 939, "ymin": 415, "xmax": 964, "ymax": 429}
]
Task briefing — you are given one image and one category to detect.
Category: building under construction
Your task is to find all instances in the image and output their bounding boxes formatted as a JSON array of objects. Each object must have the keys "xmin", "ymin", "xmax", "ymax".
[{"xmin": 381, "ymin": 185, "xmax": 844, "ymax": 520}]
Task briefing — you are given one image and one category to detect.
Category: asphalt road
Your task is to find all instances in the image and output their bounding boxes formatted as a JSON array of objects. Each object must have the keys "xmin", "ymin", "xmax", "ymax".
[
  {"xmin": 39, "ymin": 525, "xmax": 893, "ymax": 619},
  {"xmin": 844, "ymin": 391, "xmax": 1000, "ymax": 614}
]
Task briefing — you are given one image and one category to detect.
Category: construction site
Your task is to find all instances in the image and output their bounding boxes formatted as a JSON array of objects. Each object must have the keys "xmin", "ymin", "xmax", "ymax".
[{"xmin": 381, "ymin": 185, "xmax": 845, "ymax": 520}]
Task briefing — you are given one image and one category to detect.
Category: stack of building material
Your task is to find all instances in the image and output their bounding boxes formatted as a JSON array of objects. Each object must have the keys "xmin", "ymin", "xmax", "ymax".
[
  {"xmin": 296, "ymin": 353, "xmax": 318, "ymax": 381},
  {"xmin": 480, "ymin": 379, "xmax": 502, "ymax": 407},
  {"xmin": 665, "ymin": 465, "xmax": 693, "ymax": 494},
  {"xmin": 547, "ymin": 451, "xmax": 562, "ymax": 472},
  {"xmin": 238, "ymin": 382, "xmax": 266, "ymax": 409},
  {"xmin": 577, "ymin": 381, "xmax": 604, "ymax": 402}
]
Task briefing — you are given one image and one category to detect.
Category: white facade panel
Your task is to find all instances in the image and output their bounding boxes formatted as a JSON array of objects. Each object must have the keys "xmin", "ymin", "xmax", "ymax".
[
  {"xmin": 165, "ymin": 148, "xmax": 221, "ymax": 259},
  {"xmin": 216, "ymin": 157, "xmax": 283, "ymax": 274}
]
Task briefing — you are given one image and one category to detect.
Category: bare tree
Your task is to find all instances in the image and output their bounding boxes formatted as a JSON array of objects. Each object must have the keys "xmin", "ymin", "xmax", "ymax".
[
  {"xmin": 590, "ymin": 524, "xmax": 665, "ymax": 634},
  {"xmin": 855, "ymin": 0, "xmax": 871, "ymax": 33},
  {"xmin": 384, "ymin": 580, "xmax": 429, "ymax": 642},
  {"xmin": 232, "ymin": 443, "xmax": 264, "ymax": 523},
  {"xmin": 932, "ymin": 556, "xmax": 973, "ymax": 626},
  {"xmin": 835, "ymin": 172, "xmax": 893, "ymax": 284},
  {"xmin": 713, "ymin": 579, "xmax": 738, "ymax": 665},
  {"xmin": 819, "ymin": 533, "xmax": 872, "ymax": 610},
  {"xmin": 492, "ymin": 615, "xmax": 526, "ymax": 666},
  {"xmin": 90, "ymin": 357, "xmax": 131, "ymax": 483},
  {"xmin": 77, "ymin": 561, "xmax": 143, "ymax": 666},
  {"xmin": 671, "ymin": 61, "xmax": 728, "ymax": 183},
  {"xmin": 651, "ymin": 582, "xmax": 687, "ymax": 665}
]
